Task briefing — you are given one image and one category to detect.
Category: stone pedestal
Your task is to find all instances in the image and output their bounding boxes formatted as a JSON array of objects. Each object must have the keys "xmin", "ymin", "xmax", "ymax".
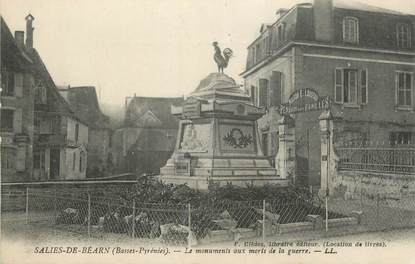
[{"xmin": 160, "ymin": 73, "xmax": 288, "ymax": 190}]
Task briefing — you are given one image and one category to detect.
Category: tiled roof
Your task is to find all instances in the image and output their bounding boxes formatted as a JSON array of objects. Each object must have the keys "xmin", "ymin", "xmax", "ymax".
[
  {"xmin": 125, "ymin": 96, "xmax": 184, "ymax": 129},
  {"xmin": 59, "ymin": 86, "xmax": 110, "ymax": 129},
  {"xmin": 29, "ymin": 49, "xmax": 81, "ymax": 121}
]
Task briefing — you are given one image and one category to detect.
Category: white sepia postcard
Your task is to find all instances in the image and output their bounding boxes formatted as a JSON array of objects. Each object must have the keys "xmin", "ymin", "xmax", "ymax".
[{"xmin": 1, "ymin": 0, "xmax": 415, "ymax": 263}]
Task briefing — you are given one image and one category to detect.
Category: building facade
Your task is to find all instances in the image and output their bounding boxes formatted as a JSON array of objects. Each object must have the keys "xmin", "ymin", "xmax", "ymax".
[
  {"xmin": 1, "ymin": 17, "xmax": 35, "ymax": 182},
  {"xmin": 59, "ymin": 86, "xmax": 112, "ymax": 178},
  {"xmin": 241, "ymin": 0, "xmax": 415, "ymax": 186},
  {"xmin": 112, "ymin": 96, "xmax": 184, "ymax": 175},
  {"xmin": 23, "ymin": 15, "xmax": 89, "ymax": 181}
]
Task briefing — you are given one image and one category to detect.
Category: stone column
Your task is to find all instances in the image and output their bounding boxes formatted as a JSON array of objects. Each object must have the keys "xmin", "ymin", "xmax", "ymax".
[
  {"xmin": 319, "ymin": 110, "xmax": 340, "ymax": 196},
  {"xmin": 276, "ymin": 115, "xmax": 296, "ymax": 184}
]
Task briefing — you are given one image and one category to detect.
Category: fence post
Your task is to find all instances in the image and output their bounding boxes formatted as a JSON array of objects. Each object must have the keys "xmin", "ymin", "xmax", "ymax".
[
  {"xmin": 87, "ymin": 192, "xmax": 91, "ymax": 238},
  {"xmin": 54, "ymin": 186, "xmax": 57, "ymax": 223},
  {"xmin": 188, "ymin": 203, "xmax": 191, "ymax": 249},
  {"xmin": 325, "ymin": 191, "xmax": 329, "ymax": 232},
  {"xmin": 25, "ymin": 187, "xmax": 29, "ymax": 224},
  {"xmin": 376, "ymin": 193, "xmax": 380, "ymax": 220},
  {"xmin": 132, "ymin": 199, "xmax": 136, "ymax": 238},
  {"xmin": 262, "ymin": 200, "xmax": 266, "ymax": 241},
  {"xmin": 360, "ymin": 176, "xmax": 363, "ymax": 210}
]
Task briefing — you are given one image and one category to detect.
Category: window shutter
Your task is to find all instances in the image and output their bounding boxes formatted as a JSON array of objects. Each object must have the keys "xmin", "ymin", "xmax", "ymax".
[
  {"xmin": 250, "ymin": 86, "xmax": 257, "ymax": 105},
  {"xmin": 16, "ymin": 147, "xmax": 26, "ymax": 171},
  {"xmin": 14, "ymin": 73, "xmax": 23, "ymax": 97},
  {"xmin": 360, "ymin": 69, "xmax": 368, "ymax": 104},
  {"xmin": 395, "ymin": 72, "xmax": 398, "ymax": 106},
  {"xmin": 270, "ymin": 71, "xmax": 282, "ymax": 106},
  {"xmin": 13, "ymin": 108, "xmax": 22, "ymax": 133},
  {"xmin": 335, "ymin": 68, "xmax": 343, "ymax": 103},
  {"xmin": 258, "ymin": 79, "xmax": 269, "ymax": 108},
  {"xmin": 349, "ymin": 70, "xmax": 358, "ymax": 104}
]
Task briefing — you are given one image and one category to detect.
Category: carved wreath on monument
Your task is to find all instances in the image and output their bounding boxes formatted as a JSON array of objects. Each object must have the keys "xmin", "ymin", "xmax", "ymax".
[{"xmin": 223, "ymin": 128, "xmax": 253, "ymax": 148}]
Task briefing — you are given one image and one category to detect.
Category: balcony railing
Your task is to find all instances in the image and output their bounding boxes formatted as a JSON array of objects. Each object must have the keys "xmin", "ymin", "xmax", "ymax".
[{"xmin": 337, "ymin": 146, "xmax": 415, "ymax": 175}]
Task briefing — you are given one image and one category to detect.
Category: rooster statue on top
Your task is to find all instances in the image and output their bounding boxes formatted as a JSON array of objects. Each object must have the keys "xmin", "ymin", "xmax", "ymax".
[{"xmin": 213, "ymin": 41, "xmax": 233, "ymax": 74}]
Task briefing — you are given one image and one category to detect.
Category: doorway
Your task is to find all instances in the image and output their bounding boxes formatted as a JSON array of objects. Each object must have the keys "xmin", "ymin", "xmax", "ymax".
[{"xmin": 50, "ymin": 148, "xmax": 60, "ymax": 179}]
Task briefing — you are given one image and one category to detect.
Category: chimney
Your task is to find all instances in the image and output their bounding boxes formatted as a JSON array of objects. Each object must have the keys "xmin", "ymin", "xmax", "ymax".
[
  {"xmin": 14, "ymin": 31, "xmax": 25, "ymax": 50},
  {"xmin": 25, "ymin": 14, "xmax": 35, "ymax": 49},
  {"xmin": 313, "ymin": 0, "xmax": 333, "ymax": 42},
  {"xmin": 276, "ymin": 8, "xmax": 289, "ymax": 19}
]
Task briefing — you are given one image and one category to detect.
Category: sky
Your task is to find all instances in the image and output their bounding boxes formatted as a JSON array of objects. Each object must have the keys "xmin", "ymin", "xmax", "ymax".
[{"xmin": 1, "ymin": 0, "xmax": 414, "ymax": 107}]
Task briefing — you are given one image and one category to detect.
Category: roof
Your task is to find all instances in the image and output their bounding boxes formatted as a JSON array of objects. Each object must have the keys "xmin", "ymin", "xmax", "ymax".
[
  {"xmin": 298, "ymin": 0, "xmax": 411, "ymax": 15},
  {"xmin": 248, "ymin": 0, "xmax": 412, "ymax": 47},
  {"xmin": 59, "ymin": 86, "xmax": 110, "ymax": 129},
  {"xmin": 1, "ymin": 18, "xmax": 33, "ymax": 72},
  {"xmin": 28, "ymin": 48, "xmax": 86, "ymax": 124},
  {"xmin": 125, "ymin": 96, "xmax": 184, "ymax": 129},
  {"xmin": 333, "ymin": 0, "xmax": 410, "ymax": 15}
]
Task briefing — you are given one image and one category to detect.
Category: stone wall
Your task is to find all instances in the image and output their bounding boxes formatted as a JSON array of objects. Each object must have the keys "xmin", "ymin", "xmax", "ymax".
[{"xmin": 333, "ymin": 170, "xmax": 415, "ymax": 199}]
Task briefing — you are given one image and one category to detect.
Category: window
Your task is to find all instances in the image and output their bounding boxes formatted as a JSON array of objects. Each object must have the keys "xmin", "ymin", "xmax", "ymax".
[
  {"xmin": 397, "ymin": 23, "xmax": 411, "ymax": 48},
  {"xmin": 264, "ymin": 36, "xmax": 270, "ymax": 56},
  {"xmin": 270, "ymin": 71, "xmax": 283, "ymax": 106},
  {"xmin": 1, "ymin": 148, "xmax": 16, "ymax": 169},
  {"xmin": 33, "ymin": 150, "xmax": 46, "ymax": 171},
  {"xmin": 252, "ymin": 47, "xmax": 256, "ymax": 65},
  {"xmin": 79, "ymin": 151, "xmax": 83, "ymax": 172},
  {"xmin": 255, "ymin": 44, "xmax": 260, "ymax": 63},
  {"xmin": 51, "ymin": 117, "xmax": 60, "ymax": 134},
  {"xmin": 1, "ymin": 71, "xmax": 14, "ymax": 96},
  {"xmin": 35, "ymin": 81, "xmax": 47, "ymax": 104},
  {"xmin": 75, "ymin": 123, "xmax": 79, "ymax": 142},
  {"xmin": 34, "ymin": 117, "xmax": 40, "ymax": 133},
  {"xmin": 277, "ymin": 23, "xmax": 286, "ymax": 46},
  {"xmin": 335, "ymin": 68, "xmax": 368, "ymax": 105},
  {"xmin": 1, "ymin": 109, "xmax": 14, "ymax": 132},
  {"xmin": 360, "ymin": 69, "xmax": 368, "ymax": 104},
  {"xmin": 16, "ymin": 147, "xmax": 26, "ymax": 171},
  {"xmin": 258, "ymin": 79, "xmax": 269, "ymax": 108},
  {"xmin": 343, "ymin": 17, "xmax": 359, "ymax": 44},
  {"xmin": 395, "ymin": 71, "xmax": 413, "ymax": 108},
  {"xmin": 73, "ymin": 152, "xmax": 76, "ymax": 170}
]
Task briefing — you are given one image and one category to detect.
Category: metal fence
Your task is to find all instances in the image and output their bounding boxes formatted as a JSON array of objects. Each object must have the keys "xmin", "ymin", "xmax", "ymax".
[
  {"xmin": 2, "ymin": 185, "xmax": 415, "ymax": 246},
  {"xmin": 337, "ymin": 144, "xmax": 415, "ymax": 175}
]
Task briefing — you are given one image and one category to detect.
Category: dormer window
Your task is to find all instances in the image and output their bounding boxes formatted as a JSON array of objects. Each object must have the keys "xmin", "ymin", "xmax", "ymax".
[
  {"xmin": 343, "ymin": 17, "xmax": 359, "ymax": 44},
  {"xmin": 396, "ymin": 23, "xmax": 411, "ymax": 49},
  {"xmin": 277, "ymin": 23, "xmax": 286, "ymax": 46}
]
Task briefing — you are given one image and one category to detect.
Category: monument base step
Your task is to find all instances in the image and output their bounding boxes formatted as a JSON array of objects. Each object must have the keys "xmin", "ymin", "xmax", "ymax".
[{"xmin": 157, "ymin": 175, "xmax": 289, "ymax": 190}]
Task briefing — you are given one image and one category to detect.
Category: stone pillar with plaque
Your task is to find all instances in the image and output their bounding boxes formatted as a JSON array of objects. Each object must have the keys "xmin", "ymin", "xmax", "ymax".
[
  {"xmin": 160, "ymin": 73, "xmax": 289, "ymax": 190},
  {"xmin": 319, "ymin": 110, "xmax": 342, "ymax": 197},
  {"xmin": 275, "ymin": 115, "xmax": 296, "ymax": 183}
]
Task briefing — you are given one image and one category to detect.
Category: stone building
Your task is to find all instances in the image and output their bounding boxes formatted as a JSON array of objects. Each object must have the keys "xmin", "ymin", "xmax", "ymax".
[
  {"xmin": 59, "ymin": 86, "xmax": 112, "ymax": 177},
  {"xmin": 1, "ymin": 17, "xmax": 35, "ymax": 182},
  {"xmin": 112, "ymin": 96, "xmax": 184, "ymax": 175},
  {"xmin": 22, "ymin": 15, "xmax": 89, "ymax": 181},
  {"xmin": 241, "ymin": 0, "xmax": 415, "ymax": 186}
]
